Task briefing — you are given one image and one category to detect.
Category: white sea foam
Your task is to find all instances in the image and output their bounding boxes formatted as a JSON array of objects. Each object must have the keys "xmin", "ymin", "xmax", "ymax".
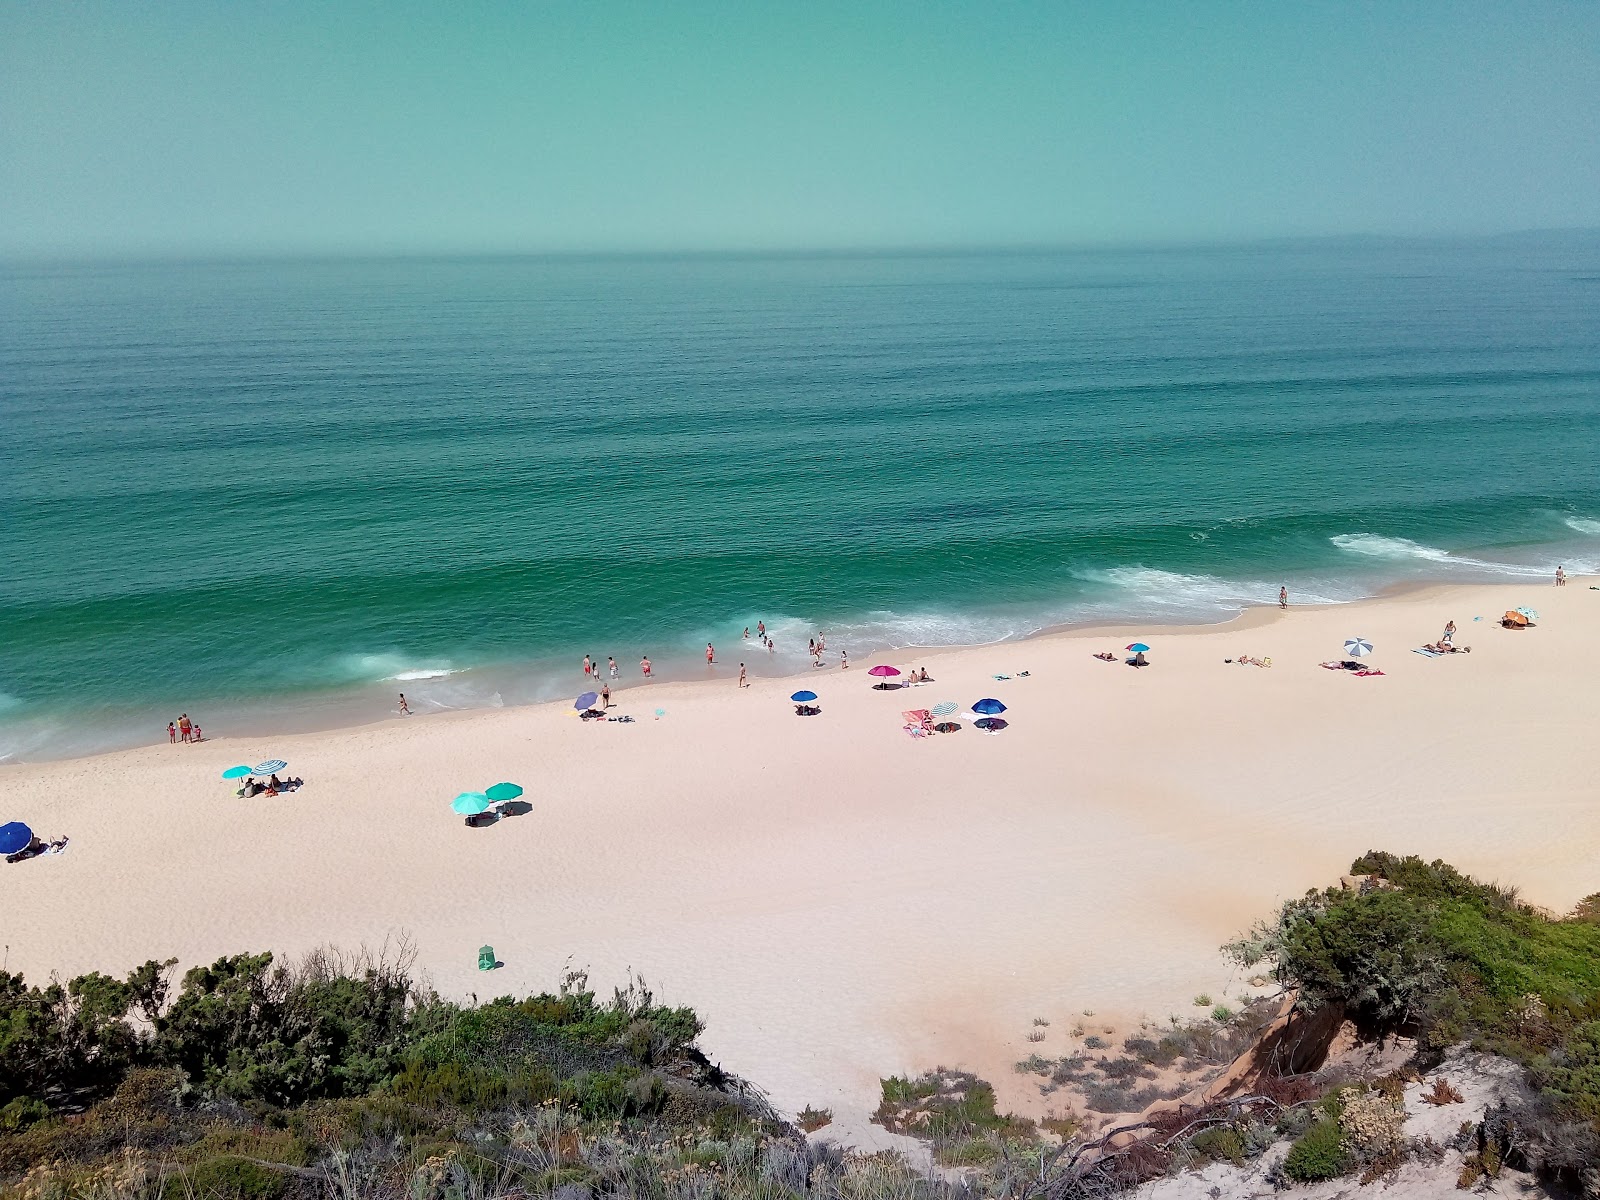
[
  {"xmin": 327, "ymin": 653, "xmax": 461, "ymax": 684},
  {"xmin": 389, "ymin": 668, "xmax": 463, "ymax": 682},
  {"xmin": 1563, "ymin": 516, "xmax": 1600, "ymax": 536},
  {"xmin": 1078, "ymin": 566, "xmax": 1349, "ymax": 611},
  {"xmin": 1329, "ymin": 533, "xmax": 1546, "ymax": 577}
]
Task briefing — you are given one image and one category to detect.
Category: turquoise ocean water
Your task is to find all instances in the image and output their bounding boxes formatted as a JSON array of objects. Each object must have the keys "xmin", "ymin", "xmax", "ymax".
[{"xmin": 3, "ymin": 238, "xmax": 1599, "ymax": 760}]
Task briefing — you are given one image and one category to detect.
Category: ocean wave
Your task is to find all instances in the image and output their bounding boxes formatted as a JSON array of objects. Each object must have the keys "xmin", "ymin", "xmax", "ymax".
[
  {"xmin": 1328, "ymin": 533, "xmax": 1546, "ymax": 577},
  {"xmin": 1563, "ymin": 516, "xmax": 1600, "ymax": 536},
  {"xmin": 1078, "ymin": 566, "xmax": 1347, "ymax": 610},
  {"xmin": 326, "ymin": 653, "xmax": 461, "ymax": 684}
]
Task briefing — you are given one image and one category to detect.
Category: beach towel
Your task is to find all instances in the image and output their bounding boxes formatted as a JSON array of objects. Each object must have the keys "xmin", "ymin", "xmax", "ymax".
[
  {"xmin": 1412, "ymin": 647, "xmax": 1442, "ymax": 658},
  {"xmin": 992, "ymin": 674, "xmax": 1011, "ymax": 680},
  {"xmin": 902, "ymin": 724, "xmax": 929, "ymax": 738}
]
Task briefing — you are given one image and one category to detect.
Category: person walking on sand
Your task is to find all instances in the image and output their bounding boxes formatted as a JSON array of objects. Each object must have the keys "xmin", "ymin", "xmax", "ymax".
[
  {"xmin": 398, "ymin": 693, "xmax": 410, "ymax": 715},
  {"xmin": 1442, "ymin": 620, "xmax": 1456, "ymax": 647},
  {"xmin": 601, "ymin": 682, "xmax": 611, "ymax": 708},
  {"xmin": 1556, "ymin": 565, "xmax": 1567, "ymax": 586},
  {"xmin": 641, "ymin": 655, "xmax": 652, "ymax": 678},
  {"xmin": 583, "ymin": 654, "xmax": 592, "ymax": 677},
  {"xmin": 738, "ymin": 663, "xmax": 748, "ymax": 688},
  {"xmin": 706, "ymin": 642, "xmax": 715, "ymax": 665},
  {"xmin": 608, "ymin": 656, "xmax": 617, "ymax": 679},
  {"xmin": 841, "ymin": 649, "xmax": 849, "ymax": 670},
  {"xmin": 167, "ymin": 721, "xmax": 177, "ymax": 744},
  {"xmin": 1279, "ymin": 586, "xmax": 1288, "ymax": 610}
]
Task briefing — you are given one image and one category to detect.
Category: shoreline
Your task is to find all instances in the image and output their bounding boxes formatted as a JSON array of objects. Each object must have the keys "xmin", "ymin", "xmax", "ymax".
[
  {"xmin": 3, "ymin": 574, "xmax": 1596, "ymax": 1143},
  {"xmin": 0, "ymin": 572, "xmax": 1561, "ymax": 770}
]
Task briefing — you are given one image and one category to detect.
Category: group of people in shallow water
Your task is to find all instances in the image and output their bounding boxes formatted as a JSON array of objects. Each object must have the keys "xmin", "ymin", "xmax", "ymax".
[{"xmin": 166, "ymin": 714, "xmax": 203, "ymax": 743}]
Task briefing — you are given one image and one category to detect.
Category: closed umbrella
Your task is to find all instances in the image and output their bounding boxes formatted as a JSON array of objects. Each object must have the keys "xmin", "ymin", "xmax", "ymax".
[
  {"xmin": 971, "ymin": 698, "xmax": 1007, "ymax": 716},
  {"xmin": 451, "ymin": 792, "xmax": 492, "ymax": 815},
  {"xmin": 485, "ymin": 782, "xmax": 523, "ymax": 802},
  {"xmin": 1343, "ymin": 638, "xmax": 1373, "ymax": 658},
  {"xmin": 0, "ymin": 822, "xmax": 33, "ymax": 856},
  {"xmin": 868, "ymin": 665, "xmax": 901, "ymax": 690},
  {"xmin": 253, "ymin": 759, "xmax": 288, "ymax": 775},
  {"xmin": 221, "ymin": 765, "xmax": 253, "ymax": 780}
]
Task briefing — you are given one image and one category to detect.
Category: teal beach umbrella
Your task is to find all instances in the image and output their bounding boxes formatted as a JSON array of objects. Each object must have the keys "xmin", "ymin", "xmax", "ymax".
[
  {"xmin": 221, "ymin": 765, "xmax": 252, "ymax": 780},
  {"xmin": 451, "ymin": 791, "xmax": 492, "ymax": 815},
  {"xmin": 485, "ymin": 782, "xmax": 523, "ymax": 801}
]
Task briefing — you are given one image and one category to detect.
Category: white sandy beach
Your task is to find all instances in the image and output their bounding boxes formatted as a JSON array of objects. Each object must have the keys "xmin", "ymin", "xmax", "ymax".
[{"xmin": 2, "ymin": 579, "xmax": 1597, "ymax": 1142}]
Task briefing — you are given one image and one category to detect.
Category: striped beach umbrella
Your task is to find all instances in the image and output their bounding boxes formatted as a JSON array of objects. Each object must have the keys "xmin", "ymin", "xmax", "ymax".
[
  {"xmin": 253, "ymin": 759, "xmax": 287, "ymax": 775},
  {"xmin": 1343, "ymin": 638, "xmax": 1373, "ymax": 658},
  {"xmin": 931, "ymin": 702, "xmax": 958, "ymax": 717}
]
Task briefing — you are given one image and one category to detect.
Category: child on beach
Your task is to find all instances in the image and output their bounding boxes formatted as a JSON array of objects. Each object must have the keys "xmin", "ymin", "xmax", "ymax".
[{"xmin": 167, "ymin": 722, "xmax": 176, "ymax": 743}]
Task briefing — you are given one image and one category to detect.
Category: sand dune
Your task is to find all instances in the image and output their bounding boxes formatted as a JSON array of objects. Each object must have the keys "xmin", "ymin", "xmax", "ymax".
[{"xmin": 3, "ymin": 579, "xmax": 1597, "ymax": 1139}]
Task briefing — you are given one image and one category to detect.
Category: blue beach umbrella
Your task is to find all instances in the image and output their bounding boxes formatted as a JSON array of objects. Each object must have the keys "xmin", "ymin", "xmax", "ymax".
[
  {"xmin": 790, "ymin": 690, "xmax": 818, "ymax": 703},
  {"xmin": 221, "ymin": 765, "xmax": 252, "ymax": 780},
  {"xmin": 575, "ymin": 691, "xmax": 598, "ymax": 710},
  {"xmin": 485, "ymin": 782, "xmax": 523, "ymax": 802},
  {"xmin": 1126, "ymin": 643, "xmax": 1151, "ymax": 653},
  {"xmin": 0, "ymin": 822, "xmax": 33, "ymax": 856},
  {"xmin": 972, "ymin": 698, "xmax": 1007, "ymax": 716},
  {"xmin": 451, "ymin": 792, "xmax": 492, "ymax": 815},
  {"xmin": 253, "ymin": 759, "xmax": 287, "ymax": 775}
]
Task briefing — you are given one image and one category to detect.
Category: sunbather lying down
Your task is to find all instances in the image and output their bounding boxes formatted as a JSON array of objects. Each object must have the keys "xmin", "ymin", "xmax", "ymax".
[
  {"xmin": 1226, "ymin": 655, "xmax": 1271, "ymax": 667},
  {"xmin": 5, "ymin": 836, "xmax": 68, "ymax": 864},
  {"xmin": 1420, "ymin": 642, "xmax": 1471, "ymax": 654},
  {"xmin": 1092, "ymin": 652, "xmax": 1117, "ymax": 662}
]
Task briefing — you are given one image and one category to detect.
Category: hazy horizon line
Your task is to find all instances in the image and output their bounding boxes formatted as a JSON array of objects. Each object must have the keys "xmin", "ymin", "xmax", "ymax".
[{"xmin": 5, "ymin": 226, "xmax": 1599, "ymax": 270}]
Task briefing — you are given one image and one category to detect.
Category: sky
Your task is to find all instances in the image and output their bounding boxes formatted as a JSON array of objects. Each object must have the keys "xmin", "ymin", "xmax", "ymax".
[{"xmin": 2, "ymin": 1, "xmax": 1599, "ymax": 257}]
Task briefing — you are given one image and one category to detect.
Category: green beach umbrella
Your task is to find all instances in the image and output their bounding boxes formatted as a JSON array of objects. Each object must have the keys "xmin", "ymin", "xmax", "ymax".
[
  {"xmin": 485, "ymin": 782, "xmax": 523, "ymax": 802},
  {"xmin": 451, "ymin": 791, "xmax": 492, "ymax": 815}
]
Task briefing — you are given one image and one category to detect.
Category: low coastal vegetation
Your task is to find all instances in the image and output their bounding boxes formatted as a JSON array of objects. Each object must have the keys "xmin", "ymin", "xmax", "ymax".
[{"xmin": 3, "ymin": 853, "xmax": 1598, "ymax": 1198}]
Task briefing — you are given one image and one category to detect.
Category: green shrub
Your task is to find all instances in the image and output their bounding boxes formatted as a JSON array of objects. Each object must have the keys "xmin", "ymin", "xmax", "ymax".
[
  {"xmin": 0, "ymin": 1097, "xmax": 49, "ymax": 1133},
  {"xmin": 1282, "ymin": 1118, "xmax": 1349, "ymax": 1181},
  {"xmin": 1188, "ymin": 1126, "xmax": 1245, "ymax": 1165},
  {"xmin": 185, "ymin": 1155, "xmax": 287, "ymax": 1200}
]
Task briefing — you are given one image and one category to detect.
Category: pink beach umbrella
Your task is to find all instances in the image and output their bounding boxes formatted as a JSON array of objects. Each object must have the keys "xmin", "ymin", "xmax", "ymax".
[{"xmin": 867, "ymin": 664, "xmax": 901, "ymax": 690}]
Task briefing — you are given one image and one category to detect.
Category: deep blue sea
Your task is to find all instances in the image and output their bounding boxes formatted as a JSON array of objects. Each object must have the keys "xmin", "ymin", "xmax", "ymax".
[{"xmin": 3, "ymin": 238, "xmax": 1599, "ymax": 759}]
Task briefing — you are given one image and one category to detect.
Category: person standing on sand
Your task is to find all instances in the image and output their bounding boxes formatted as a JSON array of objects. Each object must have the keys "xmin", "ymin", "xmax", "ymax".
[
  {"xmin": 1556, "ymin": 565, "xmax": 1566, "ymax": 586},
  {"xmin": 608, "ymin": 656, "xmax": 617, "ymax": 678},
  {"xmin": 583, "ymin": 654, "xmax": 592, "ymax": 677},
  {"xmin": 706, "ymin": 642, "xmax": 715, "ymax": 665},
  {"xmin": 641, "ymin": 655, "xmax": 652, "ymax": 677},
  {"xmin": 178, "ymin": 714, "xmax": 192, "ymax": 743},
  {"xmin": 1442, "ymin": 621, "xmax": 1456, "ymax": 647},
  {"xmin": 738, "ymin": 663, "xmax": 748, "ymax": 688},
  {"xmin": 601, "ymin": 682, "xmax": 611, "ymax": 708},
  {"xmin": 1279, "ymin": 586, "xmax": 1288, "ymax": 610},
  {"xmin": 841, "ymin": 649, "xmax": 849, "ymax": 670},
  {"xmin": 398, "ymin": 693, "xmax": 410, "ymax": 715},
  {"xmin": 167, "ymin": 722, "xmax": 177, "ymax": 744}
]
